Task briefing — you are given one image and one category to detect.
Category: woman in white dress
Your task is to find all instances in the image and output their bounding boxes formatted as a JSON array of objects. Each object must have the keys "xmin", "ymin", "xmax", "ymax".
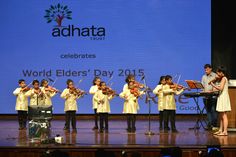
[{"xmin": 210, "ymin": 66, "xmax": 231, "ymax": 136}]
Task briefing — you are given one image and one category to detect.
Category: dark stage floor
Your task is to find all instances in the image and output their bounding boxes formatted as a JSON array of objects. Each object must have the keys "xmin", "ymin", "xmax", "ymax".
[{"xmin": 0, "ymin": 119, "xmax": 236, "ymax": 149}]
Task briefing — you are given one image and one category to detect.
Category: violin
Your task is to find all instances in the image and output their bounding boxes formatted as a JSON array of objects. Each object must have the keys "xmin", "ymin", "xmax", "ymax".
[
  {"xmin": 133, "ymin": 81, "xmax": 145, "ymax": 89},
  {"xmin": 69, "ymin": 87, "xmax": 86, "ymax": 96},
  {"xmin": 21, "ymin": 86, "xmax": 31, "ymax": 92},
  {"xmin": 128, "ymin": 82, "xmax": 142, "ymax": 98},
  {"xmin": 100, "ymin": 86, "xmax": 118, "ymax": 96},
  {"xmin": 208, "ymin": 76, "xmax": 222, "ymax": 85},
  {"xmin": 169, "ymin": 83, "xmax": 189, "ymax": 90},
  {"xmin": 45, "ymin": 85, "xmax": 61, "ymax": 93}
]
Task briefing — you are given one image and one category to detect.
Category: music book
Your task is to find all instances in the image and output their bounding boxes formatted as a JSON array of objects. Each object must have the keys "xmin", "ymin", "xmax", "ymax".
[{"xmin": 185, "ymin": 80, "xmax": 204, "ymax": 89}]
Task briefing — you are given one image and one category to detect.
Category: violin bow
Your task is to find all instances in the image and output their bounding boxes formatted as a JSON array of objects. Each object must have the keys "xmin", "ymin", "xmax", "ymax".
[
  {"xmin": 107, "ymin": 76, "xmax": 113, "ymax": 86},
  {"xmin": 51, "ymin": 77, "xmax": 58, "ymax": 87}
]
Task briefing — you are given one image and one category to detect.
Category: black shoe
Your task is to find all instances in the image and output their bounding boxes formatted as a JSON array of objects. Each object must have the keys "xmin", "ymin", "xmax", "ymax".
[
  {"xmin": 159, "ymin": 126, "xmax": 163, "ymax": 130},
  {"xmin": 99, "ymin": 129, "xmax": 104, "ymax": 133},
  {"xmin": 126, "ymin": 128, "xmax": 132, "ymax": 133},
  {"xmin": 172, "ymin": 129, "xmax": 179, "ymax": 133},
  {"xmin": 164, "ymin": 129, "xmax": 169, "ymax": 133},
  {"xmin": 63, "ymin": 126, "xmax": 68, "ymax": 130},
  {"xmin": 92, "ymin": 126, "xmax": 99, "ymax": 130}
]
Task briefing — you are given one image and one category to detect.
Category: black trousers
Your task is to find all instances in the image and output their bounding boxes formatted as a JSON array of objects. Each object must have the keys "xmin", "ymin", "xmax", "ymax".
[
  {"xmin": 65, "ymin": 111, "xmax": 76, "ymax": 129},
  {"xmin": 159, "ymin": 111, "xmax": 164, "ymax": 127},
  {"xmin": 203, "ymin": 97, "xmax": 218, "ymax": 127},
  {"xmin": 99, "ymin": 113, "xmax": 109, "ymax": 130},
  {"xmin": 94, "ymin": 109, "xmax": 98, "ymax": 127},
  {"xmin": 17, "ymin": 111, "xmax": 27, "ymax": 128},
  {"xmin": 127, "ymin": 114, "xmax": 136, "ymax": 130},
  {"xmin": 163, "ymin": 110, "xmax": 176, "ymax": 130}
]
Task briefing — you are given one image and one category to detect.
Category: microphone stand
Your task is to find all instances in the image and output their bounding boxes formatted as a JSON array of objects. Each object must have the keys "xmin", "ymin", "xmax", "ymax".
[{"xmin": 142, "ymin": 76, "xmax": 155, "ymax": 136}]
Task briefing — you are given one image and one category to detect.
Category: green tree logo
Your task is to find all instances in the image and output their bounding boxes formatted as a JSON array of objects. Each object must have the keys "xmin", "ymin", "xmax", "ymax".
[{"xmin": 44, "ymin": 3, "xmax": 72, "ymax": 27}]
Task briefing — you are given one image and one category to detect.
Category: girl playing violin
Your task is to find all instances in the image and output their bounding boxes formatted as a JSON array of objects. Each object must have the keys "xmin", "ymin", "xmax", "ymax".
[
  {"xmin": 162, "ymin": 75, "xmax": 184, "ymax": 133},
  {"xmin": 25, "ymin": 80, "xmax": 45, "ymax": 106},
  {"xmin": 94, "ymin": 81, "xmax": 114, "ymax": 133},
  {"xmin": 210, "ymin": 66, "xmax": 231, "ymax": 136},
  {"xmin": 40, "ymin": 79, "xmax": 58, "ymax": 107},
  {"xmin": 13, "ymin": 79, "xmax": 30, "ymax": 130},
  {"xmin": 89, "ymin": 77, "xmax": 101, "ymax": 130},
  {"xmin": 153, "ymin": 76, "xmax": 166, "ymax": 130},
  {"xmin": 120, "ymin": 76, "xmax": 145, "ymax": 133},
  {"xmin": 60, "ymin": 79, "xmax": 82, "ymax": 133}
]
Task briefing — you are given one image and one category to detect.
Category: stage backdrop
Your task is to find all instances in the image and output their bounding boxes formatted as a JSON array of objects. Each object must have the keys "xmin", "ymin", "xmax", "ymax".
[{"xmin": 0, "ymin": 0, "xmax": 210, "ymax": 114}]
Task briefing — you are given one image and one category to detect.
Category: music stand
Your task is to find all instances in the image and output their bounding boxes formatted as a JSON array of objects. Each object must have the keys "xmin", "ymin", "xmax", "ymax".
[
  {"xmin": 185, "ymin": 80, "xmax": 207, "ymax": 130},
  {"xmin": 185, "ymin": 80, "xmax": 204, "ymax": 90}
]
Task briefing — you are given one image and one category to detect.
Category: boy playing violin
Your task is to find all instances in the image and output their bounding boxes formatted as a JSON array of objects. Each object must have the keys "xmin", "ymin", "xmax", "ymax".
[
  {"xmin": 162, "ymin": 75, "xmax": 184, "ymax": 133},
  {"xmin": 41, "ymin": 79, "xmax": 58, "ymax": 107},
  {"xmin": 25, "ymin": 80, "xmax": 45, "ymax": 106},
  {"xmin": 120, "ymin": 76, "xmax": 145, "ymax": 133},
  {"xmin": 60, "ymin": 79, "xmax": 81, "ymax": 133},
  {"xmin": 94, "ymin": 81, "xmax": 115, "ymax": 133},
  {"xmin": 13, "ymin": 79, "xmax": 29, "ymax": 130},
  {"xmin": 89, "ymin": 77, "xmax": 101, "ymax": 130}
]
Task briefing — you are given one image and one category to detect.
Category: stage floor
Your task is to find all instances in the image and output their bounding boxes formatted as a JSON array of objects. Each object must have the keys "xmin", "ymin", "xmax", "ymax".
[{"xmin": 0, "ymin": 119, "xmax": 236, "ymax": 149}]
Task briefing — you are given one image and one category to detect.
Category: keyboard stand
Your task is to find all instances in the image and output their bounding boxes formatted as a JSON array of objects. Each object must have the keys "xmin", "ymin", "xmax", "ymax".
[{"xmin": 188, "ymin": 96, "xmax": 208, "ymax": 130}]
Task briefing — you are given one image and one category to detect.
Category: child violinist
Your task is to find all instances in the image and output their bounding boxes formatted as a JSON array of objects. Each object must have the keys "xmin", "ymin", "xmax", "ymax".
[
  {"xmin": 210, "ymin": 66, "xmax": 231, "ymax": 136},
  {"xmin": 162, "ymin": 75, "xmax": 184, "ymax": 133},
  {"xmin": 120, "ymin": 77, "xmax": 145, "ymax": 133},
  {"xmin": 89, "ymin": 77, "xmax": 101, "ymax": 130},
  {"xmin": 153, "ymin": 76, "xmax": 166, "ymax": 130},
  {"xmin": 40, "ymin": 79, "xmax": 58, "ymax": 107},
  {"xmin": 94, "ymin": 81, "xmax": 114, "ymax": 133},
  {"xmin": 25, "ymin": 80, "xmax": 45, "ymax": 106},
  {"xmin": 60, "ymin": 79, "xmax": 81, "ymax": 133},
  {"xmin": 13, "ymin": 79, "xmax": 29, "ymax": 130}
]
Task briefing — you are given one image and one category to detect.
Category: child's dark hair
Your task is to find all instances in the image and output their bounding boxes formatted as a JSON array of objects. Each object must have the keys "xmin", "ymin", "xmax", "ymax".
[
  {"xmin": 41, "ymin": 79, "xmax": 48, "ymax": 86},
  {"xmin": 66, "ymin": 79, "xmax": 73, "ymax": 86},
  {"xmin": 204, "ymin": 64, "xmax": 212, "ymax": 69},
  {"xmin": 93, "ymin": 77, "xmax": 101, "ymax": 85},
  {"xmin": 99, "ymin": 81, "xmax": 106, "ymax": 86},
  {"xmin": 216, "ymin": 66, "xmax": 229, "ymax": 79},
  {"xmin": 18, "ymin": 79, "xmax": 25, "ymax": 84},
  {"xmin": 158, "ymin": 76, "xmax": 166, "ymax": 85},
  {"xmin": 125, "ymin": 74, "xmax": 135, "ymax": 83},
  {"xmin": 165, "ymin": 75, "xmax": 172, "ymax": 81},
  {"xmin": 32, "ymin": 79, "xmax": 39, "ymax": 85}
]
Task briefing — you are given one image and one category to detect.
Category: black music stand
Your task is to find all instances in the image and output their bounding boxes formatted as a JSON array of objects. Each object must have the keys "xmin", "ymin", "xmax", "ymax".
[{"xmin": 185, "ymin": 80, "xmax": 207, "ymax": 130}]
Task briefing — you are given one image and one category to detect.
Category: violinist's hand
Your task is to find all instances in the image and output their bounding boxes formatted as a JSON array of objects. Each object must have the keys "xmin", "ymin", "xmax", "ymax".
[
  {"xmin": 210, "ymin": 82, "xmax": 215, "ymax": 87},
  {"xmin": 99, "ymin": 100, "xmax": 104, "ymax": 104}
]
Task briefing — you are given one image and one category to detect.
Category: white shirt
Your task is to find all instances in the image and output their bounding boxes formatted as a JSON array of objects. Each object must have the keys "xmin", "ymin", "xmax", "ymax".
[
  {"xmin": 89, "ymin": 85, "xmax": 99, "ymax": 109},
  {"xmin": 13, "ymin": 88, "xmax": 28, "ymax": 111},
  {"xmin": 60, "ymin": 88, "xmax": 80, "ymax": 112},
  {"xmin": 94, "ymin": 90, "xmax": 112, "ymax": 113},
  {"xmin": 153, "ymin": 84, "xmax": 164, "ymax": 111},
  {"xmin": 25, "ymin": 88, "xmax": 45, "ymax": 106},
  {"xmin": 201, "ymin": 72, "xmax": 217, "ymax": 92},
  {"xmin": 40, "ymin": 87, "xmax": 56, "ymax": 106}
]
